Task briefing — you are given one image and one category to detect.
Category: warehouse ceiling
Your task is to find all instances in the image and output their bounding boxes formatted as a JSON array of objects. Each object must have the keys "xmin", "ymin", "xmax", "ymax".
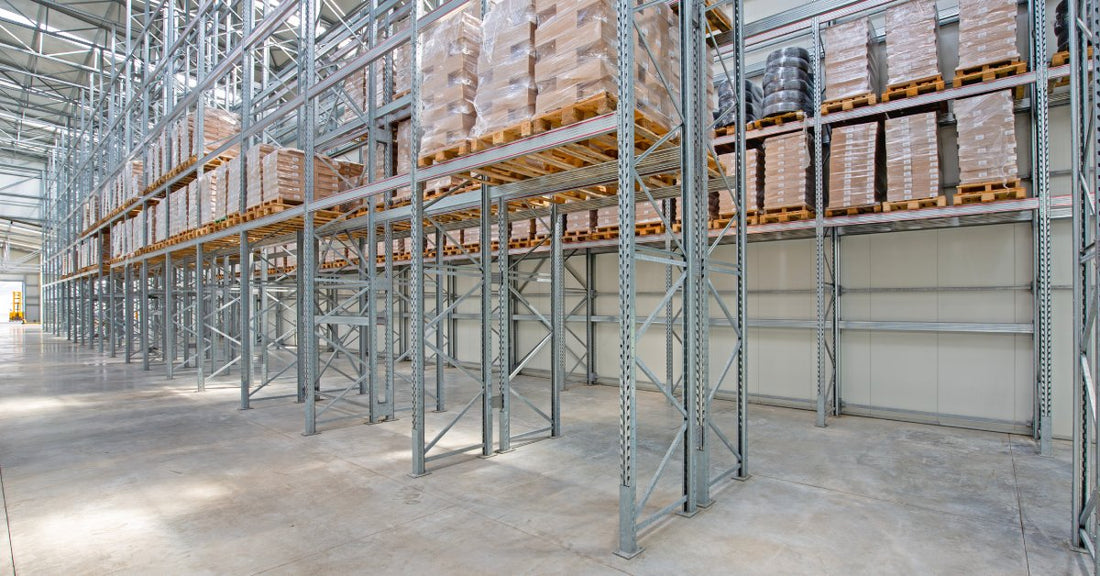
[{"xmin": 0, "ymin": 0, "xmax": 138, "ymax": 165}]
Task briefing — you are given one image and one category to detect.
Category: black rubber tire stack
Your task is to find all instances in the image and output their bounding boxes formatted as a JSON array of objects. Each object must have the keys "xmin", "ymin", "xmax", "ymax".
[
  {"xmin": 1055, "ymin": 0, "xmax": 1070, "ymax": 54},
  {"xmin": 762, "ymin": 47, "xmax": 814, "ymax": 119},
  {"xmin": 714, "ymin": 77, "xmax": 763, "ymax": 126}
]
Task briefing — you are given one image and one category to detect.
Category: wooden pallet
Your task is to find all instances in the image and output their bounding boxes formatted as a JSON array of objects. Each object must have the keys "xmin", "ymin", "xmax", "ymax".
[
  {"xmin": 417, "ymin": 139, "xmax": 475, "ymax": 167},
  {"xmin": 882, "ymin": 75, "xmax": 945, "ymax": 102},
  {"xmin": 825, "ymin": 203, "xmax": 881, "ymax": 217},
  {"xmin": 882, "ymin": 196, "xmax": 948, "ymax": 212},
  {"xmin": 952, "ymin": 179, "xmax": 1027, "ymax": 205},
  {"xmin": 748, "ymin": 111, "xmax": 804, "ymax": 131},
  {"xmin": 821, "ymin": 93, "xmax": 878, "ymax": 115},
  {"xmin": 757, "ymin": 204, "xmax": 814, "ymax": 224},
  {"xmin": 952, "ymin": 60, "xmax": 1027, "ymax": 88}
]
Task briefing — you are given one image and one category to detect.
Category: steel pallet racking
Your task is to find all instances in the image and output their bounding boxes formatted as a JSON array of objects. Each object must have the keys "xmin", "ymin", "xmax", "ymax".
[{"xmin": 35, "ymin": 0, "xmax": 1088, "ymax": 560}]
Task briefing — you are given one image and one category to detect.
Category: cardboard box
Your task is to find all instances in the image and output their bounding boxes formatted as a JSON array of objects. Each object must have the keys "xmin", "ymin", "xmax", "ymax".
[
  {"xmin": 823, "ymin": 18, "xmax": 878, "ymax": 101},
  {"xmin": 957, "ymin": 0, "xmax": 1020, "ymax": 70},
  {"xmin": 827, "ymin": 121, "xmax": 884, "ymax": 209},
  {"xmin": 885, "ymin": 112, "xmax": 940, "ymax": 202},
  {"xmin": 763, "ymin": 132, "xmax": 812, "ymax": 209},
  {"xmin": 955, "ymin": 90, "xmax": 1017, "ymax": 185},
  {"xmin": 884, "ymin": 0, "xmax": 939, "ymax": 85}
]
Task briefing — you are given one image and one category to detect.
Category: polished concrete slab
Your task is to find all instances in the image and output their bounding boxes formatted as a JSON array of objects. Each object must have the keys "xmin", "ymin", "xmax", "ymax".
[{"xmin": 0, "ymin": 323, "xmax": 1089, "ymax": 575}]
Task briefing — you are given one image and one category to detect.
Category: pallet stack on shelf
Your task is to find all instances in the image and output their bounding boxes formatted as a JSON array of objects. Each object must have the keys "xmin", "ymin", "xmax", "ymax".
[
  {"xmin": 760, "ymin": 132, "xmax": 813, "ymax": 223},
  {"xmin": 821, "ymin": 18, "xmax": 878, "ymax": 114},
  {"xmin": 881, "ymin": 0, "xmax": 943, "ymax": 102},
  {"xmin": 882, "ymin": 112, "xmax": 945, "ymax": 211},
  {"xmin": 953, "ymin": 0, "xmax": 1026, "ymax": 88},
  {"xmin": 826, "ymin": 121, "xmax": 884, "ymax": 215},
  {"xmin": 953, "ymin": 90, "xmax": 1025, "ymax": 204}
]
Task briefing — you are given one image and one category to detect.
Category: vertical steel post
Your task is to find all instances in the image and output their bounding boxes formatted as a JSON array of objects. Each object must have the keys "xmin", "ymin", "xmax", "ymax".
[
  {"xmin": 615, "ymin": 0, "xmax": 639, "ymax": 558},
  {"xmin": 550, "ymin": 203, "xmax": 563, "ymax": 437},
  {"xmin": 300, "ymin": 0, "xmax": 320, "ymax": 436},
  {"xmin": 497, "ymin": 197, "xmax": 511, "ymax": 452},
  {"xmin": 141, "ymin": 259, "xmax": 149, "ymax": 370},
  {"xmin": 812, "ymin": 17, "xmax": 828, "ymax": 428},
  {"xmin": 165, "ymin": 253, "xmax": 174, "ymax": 379},
  {"xmin": 409, "ymin": 0, "xmax": 427, "ymax": 474},
  {"xmin": 196, "ymin": 244, "xmax": 206, "ymax": 391},
  {"xmin": 481, "ymin": 185, "xmax": 494, "ymax": 456}
]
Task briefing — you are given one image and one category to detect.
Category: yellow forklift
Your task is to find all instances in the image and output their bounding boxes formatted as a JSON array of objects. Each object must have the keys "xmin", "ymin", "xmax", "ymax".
[{"xmin": 9, "ymin": 291, "xmax": 23, "ymax": 322}]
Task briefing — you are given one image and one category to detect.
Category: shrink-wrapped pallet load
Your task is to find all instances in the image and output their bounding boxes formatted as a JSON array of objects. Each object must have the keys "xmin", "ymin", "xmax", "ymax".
[
  {"xmin": 473, "ymin": 0, "xmax": 536, "ymax": 139},
  {"xmin": 342, "ymin": 65, "xmax": 368, "ymax": 121},
  {"xmin": 955, "ymin": 90, "xmax": 1017, "ymax": 185},
  {"xmin": 168, "ymin": 189, "xmax": 185, "ymax": 238},
  {"xmin": 885, "ymin": 112, "xmax": 940, "ymax": 202},
  {"xmin": 226, "ymin": 155, "xmax": 243, "ymax": 216},
  {"xmin": 565, "ymin": 210, "xmax": 594, "ymax": 234},
  {"xmin": 394, "ymin": 120, "xmax": 413, "ymax": 204},
  {"xmin": 186, "ymin": 181, "xmax": 199, "ymax": 231},
  {"xmin": 213, "ymin": 162, "xmax": 228, "ymax": 220},
  {"xmin": 533, "ymin": 0, "xmax": 679, "ymax": 128},
  {"xmin": 884, "ymin": 0, "xmax": 939, "ymax": 85},
  {"xmin": 419, "ymin": 7, "xmax": 481, "ymax": 158},
  {"xmin": 823, "ymin": 18, "xmax": 877, "ymax": 102},
  {"xmin": 245, "ymin": 144, "xmax": 275, "ymax": 209},
  {"xmin": 716, "ymin": 148, "xmax": 763, "ymax": 213},
  {"xmin": 956, "ymin": 0, "xmax": 1020, "ymax": 70},
  {"xmin": 827, "ymin": 122, "xmax": 883, "ymax": 209},
  {"xmin": 180, "ymin": 107, "xmax": 241, "ymax": 164},
  {"xmin": 261, "ymin": 149, "xmax": 342, "ymax": 204},
  {"xmin": 156, "ymin": 199, "xmax": 168, "ymax": 243},
  {"xmin": 198, "ymin": 170, "xmax": 218, "ymax": 225},
  {"xmin": 763, "ymin": 132, "xmax": 812, "ymax": 209}
]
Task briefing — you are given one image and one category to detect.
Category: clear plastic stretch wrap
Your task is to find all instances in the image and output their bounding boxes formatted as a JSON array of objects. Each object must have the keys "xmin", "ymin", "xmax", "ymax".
[
  {"xmin": 155, "ymin": 199, "xmax": 167, "ymax": 243},
  {"xmin": 213, "ymin": 162, "xmax": 228, "ymax": 220},
  {"xmin": 957, "ymin": 0, "xmax": 1020, "ymax": 70},
  {"xmin": 245, "ymin": 144, "xmax": 273, "ymax": 209},
  {"xmin": 186, "ymin": 181, "xmax": 199, "ymax": 231},
  {"xmin": 199, "ymin": 170, "xmax": 217, "ymax": 225},
  {"xmin": 419, "ymin": 7, "xmax": 481, "ymax": 157},
  {"xmin": 342, "ymin": 65, "xmax": 368, "ymax": 120},
  {"xmin": 763, "ymin": 132, "xmax": 812, "ymax": 209},
  {"xmin": 823, "ymin": 18, "xmax": 878, "ymax": 101},
  {"xmin": 955, "ymin": 90, "xmax": 1017, "ymax": 185},
  {"xmin": 716, "ymin": 148, "xmax": 762, "ymax": 213},
  {"xmin": 394, "ymin": 120, "xmax": 412, "ymax": 203},
  {"xmin": 473, "ymin": 0, "xmax": 536, "ymax": 137},
  {"xmin": 394, "ymin": 38, "xmax": 411, "ymax": 96},
  {"xmin": 533, "ymin": 0, "xmax": 678, "ymax": 128},
  {"xmin": 884, "ymin": 0, "xmax": 939, "ymax": 85},
  {"xmin": 885, "ymin": 112, "xmax": 940, "ymax": 202},
  {"xmin": 226, "ymin": 155, "xmax": 242, "ymax": 216},
  {"xmin": 827, "ymin": 121, "xmax": 884, "ymax": 209}
]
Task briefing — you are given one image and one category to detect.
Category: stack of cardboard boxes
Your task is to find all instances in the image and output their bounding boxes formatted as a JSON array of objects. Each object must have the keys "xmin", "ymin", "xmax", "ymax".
[
  {"xmin": 827, "ymin": 122, "xmax": 883, "ymax": 209},
  {"xmin": 763, "ymin": 133, "xmax": 812, "ymax": 210},
  {"xmin": 533, "ymin": 0, "xmax": 678, "ymax": 129},
  {"xmin": 885, "ymin": 112, "xmax": 940, "ymax": 203},
  {"xmin": 957, "ymin": 0, "xmax": 1019, "ymax": 70},
  {"xmin": 716, "ymin": 149, "xmax": 762, "ymax": 214},
  {"xmin": 823, "ymin": 18, "xmax": 877, "ymax": 102},
  {"xmin": 473, "ymin": 0, "xmax": 536, "ymax": 138},
  {"xmin": 420, "ymin": 8, "xmax": 481, "ymax": 158},
  {"xmin": 955, "ymin": 90, "xmax": 1017, "ymax": 186},
  {"xmin": 884, "ymin": 0, "xmax": 939, "ymax": 85}
]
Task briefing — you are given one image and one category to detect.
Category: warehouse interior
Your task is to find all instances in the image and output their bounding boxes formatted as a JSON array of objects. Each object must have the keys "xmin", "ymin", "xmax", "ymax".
[{"xmin": 3, "ymin": 0, "xmax": 1100, "ymax": 573}]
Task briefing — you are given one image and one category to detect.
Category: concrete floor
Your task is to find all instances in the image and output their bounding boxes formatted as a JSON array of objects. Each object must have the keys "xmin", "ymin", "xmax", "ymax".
[{"xmin": 0, "ymin": 323, "xmax": 1091, "ymax": 575}]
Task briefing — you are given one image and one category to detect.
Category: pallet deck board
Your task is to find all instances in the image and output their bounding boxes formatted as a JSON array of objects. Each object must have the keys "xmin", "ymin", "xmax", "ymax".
[
  {"xmin": 882, "ymin": 75, "xmax": 946, "ymax": 102},
  {"xmin": 821, "ymin": 92, "xmax": 878, "ymax": 115}
]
